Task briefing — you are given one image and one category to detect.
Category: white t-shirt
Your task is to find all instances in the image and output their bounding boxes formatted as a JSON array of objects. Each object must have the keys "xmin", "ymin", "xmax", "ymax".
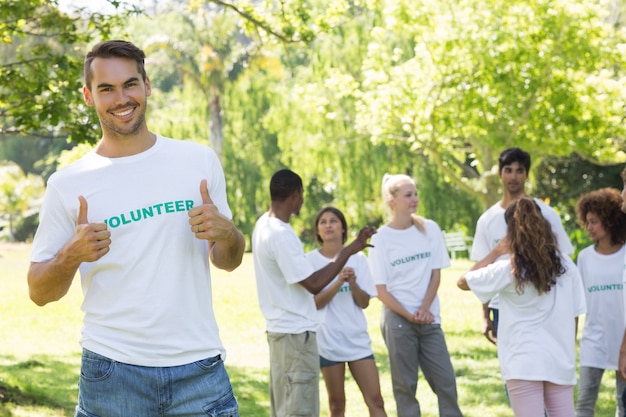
[
  {"xmin": 30, "ymin": 136, "xmax": 232, "ymax": 367},
  {"xmin": 367, "ymin": 220, "xmax": 451, "ymax": 324},
  {"xmin": 471, "ymin": 198, "xmax": 574, "ymax": 309},
  {"xmin": 305, "ymin": 250, "xmax": 376, "ymax": 362},
  {"xmin": 577, "ymin": 244, "xmax": 625, "ymax": 370},
  {"xmin": 252, "ymin": 213, "xmax": 317, "ymax": 334},
  {"xmin": 465, "ymin": 256, "xmax": 586, "ymax": 385}
]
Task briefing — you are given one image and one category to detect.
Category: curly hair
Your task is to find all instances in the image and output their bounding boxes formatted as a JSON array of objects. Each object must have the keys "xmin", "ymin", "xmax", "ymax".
[
  {"xmin": 505, "ymin": 197, "xmax": 565, "ymax": 294},
  {"xmin": 576, "ymin": 188, "xmax": 626, "ymax": 246}
]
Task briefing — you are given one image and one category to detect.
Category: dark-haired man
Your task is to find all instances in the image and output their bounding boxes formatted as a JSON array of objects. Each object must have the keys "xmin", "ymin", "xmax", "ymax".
[
  {"xmin": 252, "ymin": 169, "xmax": 375, "ymax": 417},
  {"xmin": 28, "ymin": 40, "xmax": 245, "ymax": 416},
  {"xmin": 471, "ymin": 148, "xmax": 574, "ymax": 344}
]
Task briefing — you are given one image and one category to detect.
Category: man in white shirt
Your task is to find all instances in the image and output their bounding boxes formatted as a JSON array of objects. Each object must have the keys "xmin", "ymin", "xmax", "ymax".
[
  {"xmin": 471, "ymin": 148, "xmax": 574, "ymax": 344},
  {"xmin": 28, "ymin": 40, "xmax": 246, "ymax": 416},
  {"xmin": 252, "ymin": 169, "xmax": 375, "ymax": 417}
]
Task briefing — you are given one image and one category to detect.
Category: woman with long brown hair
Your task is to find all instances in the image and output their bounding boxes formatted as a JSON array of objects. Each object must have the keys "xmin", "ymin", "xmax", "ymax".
[{"xmin": 458, "ymin": 196, "xmax": 586, "ymax": 417}]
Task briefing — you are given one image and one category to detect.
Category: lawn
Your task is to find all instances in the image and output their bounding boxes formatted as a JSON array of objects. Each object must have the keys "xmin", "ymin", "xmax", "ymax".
[{"xmin": 0, "ymin": 243, "xmax": 617, "ymax": 416}]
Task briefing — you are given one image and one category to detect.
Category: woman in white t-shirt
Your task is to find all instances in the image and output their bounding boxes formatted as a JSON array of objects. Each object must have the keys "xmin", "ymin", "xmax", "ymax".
[
  {"xmin": 458, "ymin": 196, "xmax": 586, "ymax": 417},
  {"xmin": 306, "ymin": 206, "xmax": 387, "ymax": 417},
  {"xmin": 575, "ymin": 188, "xmax": 626, "ymax": 417},
  {"xmin": 367, "ymin": 174, "xmax": 463, "ymax": 417}
]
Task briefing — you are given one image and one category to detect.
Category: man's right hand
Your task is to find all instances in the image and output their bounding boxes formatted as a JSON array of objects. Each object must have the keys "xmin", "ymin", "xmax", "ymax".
[
  {"xmin": 346, "ymin": 226, "xmax": 377, "ymax": 254},
  {"xmin": 72, "ymin": 195, "xmax": 111, "ymax": 263}
]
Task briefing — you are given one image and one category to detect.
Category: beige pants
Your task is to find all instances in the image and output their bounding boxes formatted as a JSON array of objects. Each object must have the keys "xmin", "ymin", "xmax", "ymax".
[{"xmin": 267, "ymin": 331, "xmax": 320, "ymax": 417}]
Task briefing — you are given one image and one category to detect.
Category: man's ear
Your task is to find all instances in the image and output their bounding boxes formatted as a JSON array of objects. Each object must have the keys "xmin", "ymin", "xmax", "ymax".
[
  {"xmin": 83, "ymin": 85, "xmax": 94, "ymax": 106},
  {"xmin": 145, "ymin": 77, "xmax": 152, "ymax": 96}
]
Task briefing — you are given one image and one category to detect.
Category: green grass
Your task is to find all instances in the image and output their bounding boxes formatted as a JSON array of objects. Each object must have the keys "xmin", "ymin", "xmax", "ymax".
[{"xmin": 0, "ymin": 244, "xmax": 618, "ymax": 416}]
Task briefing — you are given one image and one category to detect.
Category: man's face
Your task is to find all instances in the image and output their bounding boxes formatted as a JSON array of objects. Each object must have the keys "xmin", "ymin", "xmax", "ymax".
[
  {"xmin": 621, "ymin": 183, "xmax": 626, "ymax": 213},
  {"xmin": 499, "ymin": 161, "xmax": 527, "ymax": 196},
  {"xmin": 82, "ymin": 57, "xmax": 151, "ymax": 138}
]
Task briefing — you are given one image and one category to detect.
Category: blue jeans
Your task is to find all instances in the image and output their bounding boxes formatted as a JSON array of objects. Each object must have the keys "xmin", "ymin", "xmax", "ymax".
[{"xmin": 75, "ymin": 349, "xmax": 239, "ymax": 417}]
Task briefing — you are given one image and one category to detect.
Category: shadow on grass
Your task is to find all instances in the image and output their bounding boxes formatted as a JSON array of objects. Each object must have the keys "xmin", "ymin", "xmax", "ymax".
[
  {"xmin": 0, "ymin": 355, "xmax": 79, "ymax": 417},
  {"xmin": 227, "ymin": 365, "xmax": 270, "ymax": 415}
]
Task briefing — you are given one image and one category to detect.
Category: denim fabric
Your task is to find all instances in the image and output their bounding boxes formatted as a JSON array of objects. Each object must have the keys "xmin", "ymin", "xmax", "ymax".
[
  {"xmin": 75, "ymin": 349, "xmax": 239, "ymax": 417},
  {"xmin": 576, "ymin": 366, "xmax": 625, "ymax": 417}
]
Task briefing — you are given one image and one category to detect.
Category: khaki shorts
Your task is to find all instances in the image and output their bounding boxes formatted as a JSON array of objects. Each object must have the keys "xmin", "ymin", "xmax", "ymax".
[{"xmin": 267, "ymin": 331, "xmax": 319, "ymax": 417}]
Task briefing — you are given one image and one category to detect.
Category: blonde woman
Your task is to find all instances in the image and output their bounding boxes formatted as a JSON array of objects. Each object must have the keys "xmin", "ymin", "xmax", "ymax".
[{"xmin": 367, "ymin": 174, "xmax": 463, "ymax": 417}]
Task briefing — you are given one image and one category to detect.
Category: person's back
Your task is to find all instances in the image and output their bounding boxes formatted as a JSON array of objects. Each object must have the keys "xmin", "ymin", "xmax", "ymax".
[
  {"xmin": 460, "ymin": 196, "xmax": 586, "ymax": 417},
  {"xmin": 252, "ymin": 169, "xmax": 376, "ymax": 417},
  {"xmin": 252, "ymin": 212, "xmax": 317, "ymax": 333}
]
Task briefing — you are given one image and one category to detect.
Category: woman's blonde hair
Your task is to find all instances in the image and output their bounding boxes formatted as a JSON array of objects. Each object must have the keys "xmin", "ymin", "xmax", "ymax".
[{"xmin": 381, "ymin": 173, "xmax": 425, "ymax": 233}]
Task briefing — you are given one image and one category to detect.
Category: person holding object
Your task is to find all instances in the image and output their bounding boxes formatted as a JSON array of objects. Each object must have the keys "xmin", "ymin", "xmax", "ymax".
[
  {"xmin": 458, "ymin": 197, "xmax": 586, "ymax": 417},
  {"xmin": 252, "ymin": 169, "xmax": 376, "ymax": 417},
  {"xmin": 306, "ymin": 206, "xmax": 387, "ymax": 417},
  {"xmin": 28, "ymin": 40, "xmax": 245, "ymax": 417},
  {"xmin": 367, "ymin": 173, "xmax": 463, "ymax": 417}
]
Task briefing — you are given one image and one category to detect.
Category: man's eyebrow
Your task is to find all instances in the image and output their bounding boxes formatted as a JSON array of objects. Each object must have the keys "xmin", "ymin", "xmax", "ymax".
[{"xmin": 95, "ymin": 77, "xmax": 140, "ymax": 89}]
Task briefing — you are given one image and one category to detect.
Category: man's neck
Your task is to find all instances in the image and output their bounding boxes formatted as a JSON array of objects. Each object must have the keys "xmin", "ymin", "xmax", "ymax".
[
  {"xmin": 96, "ymin": 128, "xmax": 156, "ymax": 158},
  {"xmin": 500, "ymin": 191, "xmax": 527, "ymax": 209},
  {"xmin": 268, "ymin": 205, "xmax": 292, "ymax": 223}
]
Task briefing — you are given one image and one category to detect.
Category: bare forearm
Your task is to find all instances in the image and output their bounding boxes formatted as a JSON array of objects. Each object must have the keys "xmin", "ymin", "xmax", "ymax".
[
  {"xmin": 28, "ymin": 251, "xmax": 81, "ymax": 306},
  {"xmin": 301, "ymin": 249, "xmax": 352, "ymax": 294},
  {"xmin": 420, "ymin": 272, "xmax": 440, "ymax": 312},
  {"xmin": 350, "ymin": 282, "xmax": 370, "ymax": 308},
  {"xmin": 210, "ymin": 228, "xmax": 245, "ymax": 271},
  {"xmin": 314, "ymin": 279, "xmax": 343, "ymax": 309},
  {"xmin": 377, "ymin": 286, "xmax": 412, "ymax": 320}
]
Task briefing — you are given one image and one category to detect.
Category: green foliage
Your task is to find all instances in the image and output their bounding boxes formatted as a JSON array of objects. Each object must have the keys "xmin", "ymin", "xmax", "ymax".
[
  {"xmin": 534, "ymin": 153, "xmax": 625, "ymax": 255},
  {"xmin": 0, "ymin": 161, "xmax": 45, "ymax": 241},
  {"xmin": 351, "ymin": 0, "xmax": 626, "ymax": 208},
  {"xmin": 0, "ymin": 0, "xmax": 141, "ymax": 143}
]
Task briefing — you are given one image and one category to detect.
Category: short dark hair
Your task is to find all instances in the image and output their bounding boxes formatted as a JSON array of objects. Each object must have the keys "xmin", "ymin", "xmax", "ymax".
[
  {"xmin": 270, "ymin": 169, "xmax": 303, "ymax": 201},
  {"xmin": 313, "ymin": 206, "xmax": 348, "ymax": 245},
  {"xmin": 84, "ymin": 40, "xmax": 147, "ymax": 90},
  {"xmin": 498, "ymin": 147, "xmax": 531, "ymax": 174}
]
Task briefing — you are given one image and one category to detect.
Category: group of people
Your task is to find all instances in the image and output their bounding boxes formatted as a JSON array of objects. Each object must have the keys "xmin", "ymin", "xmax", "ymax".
[
  {"xmin": 25, "ymin": 38, "xmax": 626, "ymax": 417},
  {"xmin": 458, "ymin": 149, "xmax": 626, "ymax": 417},
  {"xmin": 251, "ymin": 169, "xmax": 463, "ymax": 417}
]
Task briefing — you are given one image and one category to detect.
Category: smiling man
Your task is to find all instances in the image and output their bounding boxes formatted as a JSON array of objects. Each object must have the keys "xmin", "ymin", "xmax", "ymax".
[{"xmin": 27, "ymin": 40, "xmax": 245, "ymax": 417}]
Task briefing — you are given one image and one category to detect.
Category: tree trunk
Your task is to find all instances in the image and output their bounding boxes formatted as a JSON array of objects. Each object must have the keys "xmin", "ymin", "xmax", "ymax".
[{"xmin": 208, "ymin": 86, "xmax": 224, "ymax": 161}]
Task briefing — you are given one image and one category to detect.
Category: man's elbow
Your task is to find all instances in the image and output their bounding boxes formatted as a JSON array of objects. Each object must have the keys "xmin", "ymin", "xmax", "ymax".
[
  {"xmin": 457, "ymin": 277, "xmax": 470, "ymax": 291},
  {"xmin": 28, "ymin": 286, "xmax": 62, "ymax": 307}
]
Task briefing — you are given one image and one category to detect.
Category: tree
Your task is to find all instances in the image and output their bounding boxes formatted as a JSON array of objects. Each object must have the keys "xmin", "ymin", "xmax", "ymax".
[
  {"xmin": 0, "ymin": 0, "xmax": 141, "ymax": 143},
  {"xmin": 352, "ymin": 0, "xmax": 626, "ymax": 209},
  {"xmin": 209, "ymin": 0, "xmax": 626, "ymax": 213},
  {"xmin": 139, "ymin": 4, "xmax": 281, "ymax": 160},
  {"xmin": 0, "ymin": 161, "xmax": 44, "ymax": 241}
]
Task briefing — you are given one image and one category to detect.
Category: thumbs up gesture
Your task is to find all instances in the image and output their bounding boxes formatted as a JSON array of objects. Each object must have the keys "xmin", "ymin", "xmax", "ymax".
[
  {"xmin": 188, "ymin": 179, "xmax": 236, "ymax": 243},
  {"xmin": 72, "ymin": 195, "xmax": 111, "ymax": 262}
]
